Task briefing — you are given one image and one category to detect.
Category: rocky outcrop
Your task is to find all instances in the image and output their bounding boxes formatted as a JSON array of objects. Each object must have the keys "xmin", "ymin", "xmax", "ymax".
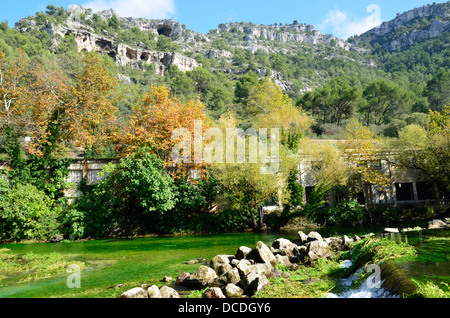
[
  {"xmin": 15, "ymin": 6, "xmax": 200, "ymax": 76},
  {"xmin": 355, "ymin": 2, "xmax": 450, "ymax": 51},
  {"xmin": 215, "ymin": 22, "xmax": 351, "ymax": 50}
]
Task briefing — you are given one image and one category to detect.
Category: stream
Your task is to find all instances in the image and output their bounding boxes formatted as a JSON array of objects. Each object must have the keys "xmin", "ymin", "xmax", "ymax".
[{"xmin": 0, "ymin": 226, "xmax": 448, "ymax": 298}]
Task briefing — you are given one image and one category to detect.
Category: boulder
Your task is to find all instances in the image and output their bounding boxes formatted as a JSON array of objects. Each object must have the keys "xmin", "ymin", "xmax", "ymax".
[
  {"xmin": 235, "ymin": 259, "xmax": 252, "ymax": 276},
  {"xmin": 202, "ymin": 287, "xmax": 226, "ymax": 299},
  {"xmin": 272, "ymin": 238, "xmax": 299, "ymax": 257},
  {"xmin": 160, "ymin": 286, "xmax": 180, "ymax": 298},
  {"xmin": 163, "ymin": 276, "xmax": 173, "ymax": 283},
  {"xmin": 341, "ymin": 235, "xmax": 354, "ymax": 251},
  {"xmin": 223, "ymin": 267, "xmax": 241, "ymax": 285},
  {"xmin": 147, "ymin": 285, "xmax": 161, "ymax": 298},
  {"xmin": 210, "ymin": 255, "xmax": 234, "ymax": 275},
  {"xmin": 183, "ymin": 266, "xmax": 218, "ymax": 290},
  {"xmin": 328, "ymin": 237, "xmax": 344, "ymax": 251},
  {"xmin": 176, "ymin": 272, "xmax": 190, "ymax": 285},
  {"xmin": 225, "ymin": 283, "xmax": 244, "ymax": 298},
  {"xmin": 118, "ymin": 287, "xmax": 148, "ymax": 298},
  {"xmin": 275, "ymin": 254, "xmax": 292, "ymax": 267},
  {"xmin": 247, "ymin": 241, "xmax": 277, "ymax": 266},
  {"xmin": 249, "ymin": 262, "xmax": 273, "ymax": 277},
  {"xmin": 240, "ymin": 272, "xmax": 270, "ymax": 296},
  {"xmin": 297, "ymin": 231, "xmax": 309, "ymax": 244},
  {"xmin": 307, "ymin": 231, "xmax": 323, "ymax": 242},
  {"xmin": 384, "ymin": 228, "xmax": 400, "ymax": 233},
  {"xmin": 212, "ymin": 267, "xmax": 241, "ymax": 287},
  {"xmin": 272, "ymin": 238, "xmax": 293, "ymax": 250},
  {"xmin": 306, "ymin": 239, "xmax": 331, "ymax": 261},
  {"xmin": 235, "ymin": 246, "xmax": 253, "ymax": 260},
  {"xmin": 50, "ymin": 235, "xmax": 64, "ymax": 243},
  {"xmin": 428, "ymin": 219, "xmax": 447, "ymax": 229}
]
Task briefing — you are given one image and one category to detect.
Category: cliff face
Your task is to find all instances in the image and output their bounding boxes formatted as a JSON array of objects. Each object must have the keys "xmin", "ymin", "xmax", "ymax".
[
  {"xmin": 215, "ymin": 22, "xmax": 351, "ymax": 50},
  {"xmin": 354, "ymin": 2, "xmax": 450, "ymax": 51},
  {"xmin": 15, "ymin": 5, "xmax": 200, "ymax": 75}
]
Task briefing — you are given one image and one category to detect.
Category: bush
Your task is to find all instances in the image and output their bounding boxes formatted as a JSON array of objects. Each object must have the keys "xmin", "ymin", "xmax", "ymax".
[
  {"xmin": 0, "ymin": 182, "xmax": 58, "ymax": 241},
  {"xmin": 76, "ymin": 148, "xmax": 177, "ymax": 236},
  {"xmin": 303, "ymin": 200, "xmax": 365, "ymax": 226}
]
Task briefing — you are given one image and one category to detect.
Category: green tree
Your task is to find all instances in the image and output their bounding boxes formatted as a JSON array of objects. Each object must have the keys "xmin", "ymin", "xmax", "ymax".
[
  {"xmin": 108, "ymin": 14, "xmax": 120, "ymax": 30},
  {"xmin": 361, "ymin": 79, "xmax": 409, "ymax": 125},
  {"xmin": 91, "ymin": 148, "xmax": 176, "ymax": 234},
  {"xmin": 234, "ymin": 71, "xmax": 259, "ymax": 104},
  {"xmin": 395, "ymin": 106, "xmax": 450, "ymax": 192},
  {"xmin": 424, "ymin": 69, "xmax": 450, "ymax": 112}
]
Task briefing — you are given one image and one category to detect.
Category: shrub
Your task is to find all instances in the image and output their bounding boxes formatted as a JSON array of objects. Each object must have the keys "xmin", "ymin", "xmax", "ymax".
[{"xmin": 0, "ymin": 182, "xmax": 58, "ymax": 241}]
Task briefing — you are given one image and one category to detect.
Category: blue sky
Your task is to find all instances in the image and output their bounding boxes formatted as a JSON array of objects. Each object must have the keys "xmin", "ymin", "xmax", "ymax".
[{"xmin": 1, "ymin": 0, "xmax": 448, "ymax": 39}]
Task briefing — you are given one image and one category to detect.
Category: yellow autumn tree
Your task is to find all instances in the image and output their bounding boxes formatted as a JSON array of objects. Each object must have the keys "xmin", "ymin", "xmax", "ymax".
[
  {"xmin": 0, "ymin": 51, "xmax": 72, "ymax": 157},
  {"xmin": 112, "ymin": 85, "xmax": 212, "ymax": 176},
  {"xmin": 247, "ymin": 78, "xmax": 311, "ymax": 151},
  {"xmin": 340, "ymin": 119, "xmax": 391, "ymax": 207},
  {"xmin": 0, "ymin": 51, "xmax": 120, "ymax": 158},
  {"xmin": 64, "ymin": 52, "xmax": 120, "ymax": 153}
]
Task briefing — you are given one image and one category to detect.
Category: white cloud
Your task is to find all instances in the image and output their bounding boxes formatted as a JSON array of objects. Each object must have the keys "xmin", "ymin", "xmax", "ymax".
[
  {"xmin": 320, "ymin": 5, "xmax": 382, "ymax": 40},
  {"xmin": 81, "ymin": 0, "xmax": 176, "ymax": 19}
]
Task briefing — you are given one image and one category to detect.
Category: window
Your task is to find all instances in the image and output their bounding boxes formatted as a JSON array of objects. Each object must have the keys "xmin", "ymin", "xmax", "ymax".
[
  {"xmin": 67, "ymin": 170, "xmax": 83, "ymax": 185},
  {"xmin": 305, "ymin": 186, "xmax": 314, "ymax": 201},
  {"xmin": 88, "ymin": 170, "xmax": 103, "ymax": 185},
  {"xmin": 416, "ymin": 182, "xmax": 435, "ymax": 200},
  {"xmin": 395, "ymin": 183, "xmax": 414, "ymax": 201}
]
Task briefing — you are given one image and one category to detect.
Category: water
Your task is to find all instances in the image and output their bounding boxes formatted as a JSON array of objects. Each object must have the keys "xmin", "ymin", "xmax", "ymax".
[
  {"xmin": 0, "ymin": 226, "xmax": 448, "ymax": 298},
  {"xmin": 327, "ymin": 228, "xmax": 450, "ymax": 298},
  {"xmin": 393, "ymin": 228, "xmax": 450, "ymax": 287}
]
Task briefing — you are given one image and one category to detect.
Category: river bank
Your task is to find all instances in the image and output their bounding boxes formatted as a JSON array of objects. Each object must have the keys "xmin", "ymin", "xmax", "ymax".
[
  {"xmin": 117, "ymin": 218, "xmax": 449, "ymax": 299},
  {"xmin": 0, "ymin": 219, "xmax": 448, "ymax": 298}
]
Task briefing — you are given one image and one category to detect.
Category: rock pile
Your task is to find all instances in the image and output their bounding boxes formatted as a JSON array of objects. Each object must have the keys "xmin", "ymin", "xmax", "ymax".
[
  {"xmin": 118, "ymin": 220, "xmax": 448, "ymax": 298},
  {"xmin": 118, "ymin": 230, "xmax": 370, "ymax": 299}
]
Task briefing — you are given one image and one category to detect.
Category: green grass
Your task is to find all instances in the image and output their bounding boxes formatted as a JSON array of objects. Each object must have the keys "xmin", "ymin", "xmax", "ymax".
[
  {"xmin": 0, "ymin": 251, "xmax": 87, "ymax": 287},
  {"xmin": 411, "ymin": 281, "xmax": 450, "ymax": 298},
  {"xmin": 256, "ymin": 259, "xmax": 350, "ymax": 298}
]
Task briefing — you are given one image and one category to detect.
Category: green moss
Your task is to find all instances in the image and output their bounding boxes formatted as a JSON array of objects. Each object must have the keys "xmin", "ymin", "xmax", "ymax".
[
  {"xmin": 0, "ymin": 252, "xmax": 87, "ymax": 287},
  {"xmin": 410, "ymin": 280, "xmax": 450, "ymax": 298}
]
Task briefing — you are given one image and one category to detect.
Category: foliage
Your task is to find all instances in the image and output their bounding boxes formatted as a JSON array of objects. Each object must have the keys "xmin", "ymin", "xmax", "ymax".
[
  {"xmin": 249, "ymin": 78, "xmax": 311, "ymax": 150},
  {"xmin": 423, "ymin": 69, "xmax": 450, "ymax": 112},
  {"xmin": 300, "ymin": 139, "xmax": 350, "ymax": 205},
  {"xmin": 360, "ymin": 79, "xmax": 410, "ymax": 126},
  {"xmin": 94, "ymin": 149, "xmax": 176, "ymax": 234},
  {"xmin": 112, "ymin": 85, "xmax": 212, "ymax": 177},
  {"xmin": 0, "ymin": 251, "xmax": 86, "ymax": 286},
  {"xmin": 344, "ymin": 237, "xmax": 417, "ymax": 273},
  {"xmin": 395, "ymin": 106, "xmax": 450, "ymax": 192},
  {"xmin": 0, "ymin": 182, "xmax": 58, "ymax": 241},
  {"xmin": 411, "ymin": 281, "xmax": 450, "ymax": 298},
  {"xmin": 298, "ymin": 76, "xmax": 361, "ymax": 126},
  {"xmin": 340, "ymin": 120, "xmax": 391, "ymax": 192}
]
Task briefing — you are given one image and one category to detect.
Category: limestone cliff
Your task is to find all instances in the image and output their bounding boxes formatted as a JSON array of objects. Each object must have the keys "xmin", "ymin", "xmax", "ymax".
[
  {"xmin": 353, "ymin": 2, "xmax": 450, "ymax": 51},
  {"xmin": 15, "ymin": 5, "xmax": 200, "ymax": 75},
  {"xmin": 215, "ymin": 22, "xmax": 351, "ymax": 51}
]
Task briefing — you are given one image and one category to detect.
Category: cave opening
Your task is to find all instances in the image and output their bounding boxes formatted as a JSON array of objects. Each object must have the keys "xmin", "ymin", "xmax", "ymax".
[
  {"xmin": 95, "ymin": 39, "xmax": 112, "ymax": 51},
  {"xmin": 140, "ymin": 52, "xmax": 150, "ymax": 62},
  {"xmin": 126, "ymin": 48, "xmax": 137, "ymax": 60},
  {"xmin": 157, "ymin": 27, "xmax": 172, "ymax": 36}
]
